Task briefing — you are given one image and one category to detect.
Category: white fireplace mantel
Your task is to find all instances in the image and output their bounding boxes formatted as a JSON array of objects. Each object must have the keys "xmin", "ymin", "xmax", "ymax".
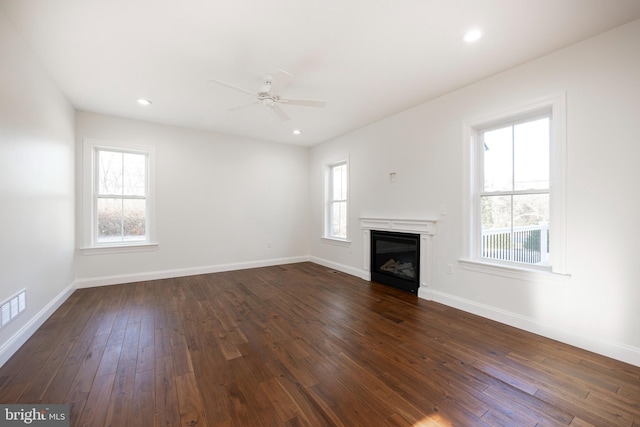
[
  {"xmin": 360, "ymin": 218, "xmax": 437, "ymax": 295},
  {"xmin": 360, "ymin": 218, "xmax": 436, "ymax": 235}
]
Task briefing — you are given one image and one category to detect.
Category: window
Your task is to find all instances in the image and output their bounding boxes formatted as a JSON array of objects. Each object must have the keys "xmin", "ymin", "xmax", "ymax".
[
  {"xmin": 480, "ymin": 114, "xmax": 550, "ymax": 266},
  {"xmin": 95, "ymin": 148, "xmax": 148, "ymax": 243},
  {"xmin": 325, "ymin": 160, "xmax": 348, "ymax": 240},
  {"xmin": 463, "ymin": 94, "xmax": 567, "ymax": 275},
  {"xmin": 82, "ymin": 139, "xmax": 156, "ymax": 252}
]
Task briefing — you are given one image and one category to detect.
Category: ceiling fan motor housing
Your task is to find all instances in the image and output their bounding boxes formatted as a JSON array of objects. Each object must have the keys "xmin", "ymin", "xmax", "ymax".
[
  {"xmin": 260, "ymin": 96, "xmax": 276, "ymax": 106},
  {"xmin": 258, "ymin": 76, "xmax": 278, "ymax": 106}
]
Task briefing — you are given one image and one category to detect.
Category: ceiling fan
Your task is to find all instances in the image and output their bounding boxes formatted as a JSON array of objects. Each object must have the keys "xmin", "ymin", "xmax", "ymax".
[{"xmin": 208, "ymin": 69, "xmax": 326, "ymax": 121}]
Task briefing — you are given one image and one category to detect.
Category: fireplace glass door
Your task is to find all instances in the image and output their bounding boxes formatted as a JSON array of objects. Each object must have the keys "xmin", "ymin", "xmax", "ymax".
[{"xmin": 370, "ymin": 230, "xmax": 420, "ymax": 293}]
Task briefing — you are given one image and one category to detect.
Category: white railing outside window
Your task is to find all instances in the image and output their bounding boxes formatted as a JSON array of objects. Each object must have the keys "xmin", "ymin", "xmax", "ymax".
[{"xmin": 481, "ymin": 223, "xmax": 549, "ymax": 266}]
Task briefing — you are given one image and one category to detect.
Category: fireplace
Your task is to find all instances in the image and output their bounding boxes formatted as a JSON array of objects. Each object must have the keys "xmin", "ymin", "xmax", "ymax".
[
  {"xmin": 360, "ymin": 218, "xmax": 436, "ymax": 299},
  {"xmin": 371, "ymin": 230, "xmax": 420, "ymax": 293}
]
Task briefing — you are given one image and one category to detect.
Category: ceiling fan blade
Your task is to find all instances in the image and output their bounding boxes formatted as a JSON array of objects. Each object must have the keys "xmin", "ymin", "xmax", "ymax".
[
  {"xmin": 208, "ymin": 78, "xmax": 257, "ymax": 97},
  {"xmin": 227, "ymin": 101, "xmax": 260, "ymax": 111},
  {"xmin": 270, "ymin": 104, "xmax": 290, "ymax": 121},
  {"xmin": 270, "ymin": 69, "xmax": 293, "ymax": 94},
  {"xmin": 279, "ymin": 98, "xmax": 327, "ymax": 108}
]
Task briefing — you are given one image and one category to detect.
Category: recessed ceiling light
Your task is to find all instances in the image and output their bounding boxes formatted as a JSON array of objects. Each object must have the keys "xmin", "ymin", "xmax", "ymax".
[
  {"xmin": 464, "ymin": 29, "xmax": 482, "ymax": 43},
  {"xmin": 137, "ymin": 98, "xmax": 152, "ymax": 106},
  {"xmin": 292, "ymin": 129, "xmax": 302, "ymax": 135}
]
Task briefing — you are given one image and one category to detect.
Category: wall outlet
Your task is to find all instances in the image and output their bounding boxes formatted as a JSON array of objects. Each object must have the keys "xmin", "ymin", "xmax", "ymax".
[
  {"xmin": 446, "ymin": 263, "xmax": 454, "ymax": 275},
  {"xmin": 440, "ymin": 204, "xmax": 447, "ymax": 215},
  {"xmin": 389, "ymin": 172, "xmax": 397, "ymax": 183}
]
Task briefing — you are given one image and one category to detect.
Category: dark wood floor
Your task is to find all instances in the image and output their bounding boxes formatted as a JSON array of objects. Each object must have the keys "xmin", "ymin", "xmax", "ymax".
[{"xmin": 0, "ymin": 263, "xmax": 639, "ymax": 426}]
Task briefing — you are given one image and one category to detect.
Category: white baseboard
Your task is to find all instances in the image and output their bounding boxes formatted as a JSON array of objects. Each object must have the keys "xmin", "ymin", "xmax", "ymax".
[
  {"xmin": 308, "ymin": 256, "xmax": 365, "ymax": 278},
  {"xmin": 420, "ymin": 287, "xmax": 640, "ymax": 368},
  {"xmin": 0, "ymin": 281, "xmax": 76, "ymax": 367},
  {"xmin": 75, "ymin": 256, "xmax": 311, "ymax": 288}
]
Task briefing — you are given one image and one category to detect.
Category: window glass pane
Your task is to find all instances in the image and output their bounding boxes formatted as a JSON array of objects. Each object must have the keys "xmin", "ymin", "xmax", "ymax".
[
  {"xmin": 481, "ymin": 194, "xmax": 511, "ymax": 230},
  {"xmin": 481, "ymin": 195, "xmax": 512, "ymax": 261},
  {"xmin": 331, "ymin": 201, "xmax": 347, "ymax": 238},
  {"xmin": 97, "ymin": 198, "xmax": 123, "ymax": 242},
  {"xmin": 98, "ymin": 151, "xmax": 123, "ymax": 195},
  {"xmin": 483, "ymin": 126, "xmax": 513, "ymax": 192},
  {"xmin": 513, "ymin": 193, "xmax": 549, "ymax": 265},
  {"xmin": 97, "ymin": 198, "xmax": 147, "ymax": 242},
  {"xmin": 331, "ymin": 166, "xmax": 339, "ymax": 201},
  {"xmin": 123, "ymin": 153, "xmax": 147, "ymax": 196},
  {"xmin": 481, "ymin": 194, "xmax": 550, "ymax": 265},
  {"xmin": 513, "ymin": 193, "xmax": 549, "ymax": 228},
  {"xmin": 514, "ymin": 118, "xmax": 549, "ymax": 191},
  {"xmin": 123, "ymin": 199, "xmax": 146, "ymax": 241},
  {"xmin": 332, "ymin": 163, "xmax": 347, "ymax": 201},
  {"xmin": 340, "ymin": 164, "xmax": 347, "ymax": 199}
]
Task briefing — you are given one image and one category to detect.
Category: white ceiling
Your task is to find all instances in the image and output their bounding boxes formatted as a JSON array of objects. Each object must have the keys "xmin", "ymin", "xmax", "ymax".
[{"xmin": 2, "ymin": 1, "xmax": 640, "ymax": 146}]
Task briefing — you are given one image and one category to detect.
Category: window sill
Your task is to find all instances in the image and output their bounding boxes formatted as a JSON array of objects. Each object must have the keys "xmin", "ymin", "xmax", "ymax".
[
  {"xmin": 458, "ymin": 259, "xmax": 570, "ymax": 285},
  {"xmin": 321, "ymin": 237, "xmax": 351, "ymax": 247},
  {"xmin": 79, "ymin": 242, "xmax": 159, "ymax": 256}
]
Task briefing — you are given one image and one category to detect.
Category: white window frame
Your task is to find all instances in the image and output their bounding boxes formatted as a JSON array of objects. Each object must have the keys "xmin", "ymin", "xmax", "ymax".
[
  {"xmin": 323, "ymin": 157, "xmax": 350, "ymax": 243},
  {"xmin": 461, "ymin": 94, "xmax": 568, "ymax": 280},
  {"xmin": 81, "ymin": 138, "xmax": 157, "ymax": 254}
]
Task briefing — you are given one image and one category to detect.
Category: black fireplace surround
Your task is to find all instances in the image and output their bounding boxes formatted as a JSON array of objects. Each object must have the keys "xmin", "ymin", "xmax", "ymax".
[{"xmin": 370, "ymin": 230, "xmax": 420, "ymax": 293}]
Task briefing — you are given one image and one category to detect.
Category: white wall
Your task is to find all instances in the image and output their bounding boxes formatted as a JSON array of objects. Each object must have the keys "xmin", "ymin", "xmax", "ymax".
[
  {"xmin": 310, "ymin": 19, "xmax": 640, "ymax": 366},
  {"xmin": 74, "ymin": 112, "xmax": 310, "ymax": 286},
  {"xmin": 0, "ymin": 12, "xmax": 76, "ymax": 365}
]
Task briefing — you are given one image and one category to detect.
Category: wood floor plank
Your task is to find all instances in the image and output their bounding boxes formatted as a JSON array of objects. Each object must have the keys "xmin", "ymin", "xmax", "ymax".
[
  {"xmin": 154, "ymin": 355, "xmax": 181, "ymax": 427},
  {"xmin": 17, "ymin": 335, "xmax": 77, "ymax": 402},
  {"xmin": 175, "ymin": 372, "xmax": 208, "ymax": 427},
  {"xmin": 1, "ymin": 348, "xmax": 55, "ymax": 402},
  {"xmin": 259, "ymin": 377, "xmax": 301, "ymax": 423},
  {"xmin": 38, "ymin": 363, "xmax": 82, "ymax": 405},
  {"xmin": 479, "ymin": 373, "xmax": 574, "ymax": 425},
  {"xmin": 111, "ymin": 363, "xmax": 136, "ymax": 397},
  {"xmin": 76, "ymin": 372, "xmax": 116, "ymax": 427},
  {"xmin": 268, "ymin": 373, "xmax": 332, "ymax": 426},
  {"xmin": 188, "ymin": 350, "xmax": 232, "ymax": 426},
  {"xmin": 584, "ymin": 388, "xmax": 640, "ymax": 426},
  {"xmin": 569, "ymin": 416, "xmax": 599, "ymax": 427},
  {"xmin": 104, "ymin": 390, "xmax": 133, "ymax": 427},
  {"xmin": 95, "ymin": 345, "xmax": 122, "ymax": 378},
  {"xmin": 130, "ymin": 368, "xmax": 155, "ymax": 427},
  {"xmin": 327, "ymin": 350, "xmax": 430, "ymax": 423},
  {"xmin": 0, "ymin": 262, "xmax": 639, "ymax": 426}
]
